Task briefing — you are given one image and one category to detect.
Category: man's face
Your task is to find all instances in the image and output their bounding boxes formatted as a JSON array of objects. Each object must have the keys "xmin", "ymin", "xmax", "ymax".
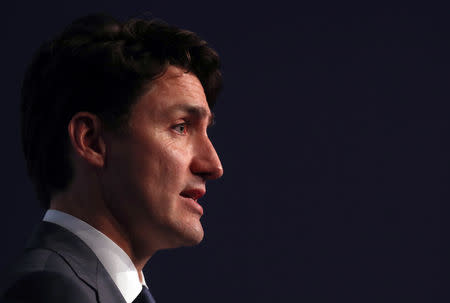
[{"xmin": 101, "ymin": 66, "xmax": 223, "ymax": 253}]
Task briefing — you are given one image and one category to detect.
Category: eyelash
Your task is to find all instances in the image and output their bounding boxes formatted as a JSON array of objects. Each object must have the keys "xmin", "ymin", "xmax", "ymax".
[
  {"xmin": 172, "ymin": 120, "xmax": 214, "ymax": 136},
  {"xmin": 172, "ymin": 122, "xmax": 189, "ymax": 135}
]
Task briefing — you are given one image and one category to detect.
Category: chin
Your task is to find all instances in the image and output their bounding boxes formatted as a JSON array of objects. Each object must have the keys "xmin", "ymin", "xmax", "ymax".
[
  {"xmin": 184, "ymin": 226, "xmax": 204, "ymax": 246},
  {"xmin": 166, "ymin": 219, "xmax": 205, "ymax": 248}
]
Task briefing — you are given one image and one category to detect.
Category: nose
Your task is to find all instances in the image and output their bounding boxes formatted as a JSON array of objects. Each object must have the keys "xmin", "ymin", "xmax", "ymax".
[{"xmin": 190, "ymin": 136, "xmax": 223, "ymax": 181}]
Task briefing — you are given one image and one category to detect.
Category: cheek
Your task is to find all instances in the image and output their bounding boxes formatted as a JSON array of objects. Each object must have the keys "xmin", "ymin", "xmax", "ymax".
[
  {"xmin": 138, "ymin": 144, "xmax": 193, "ymax": 223},
  {"xmin": 156, "ymin": 144, "xmax": 192, "ymax": 186},
  {"xmin": 104, "ymin": 132, "xmax": 193, "ymax": 204},
  {"xmin": 128, "ymin": 137, "xmax": 192, "ymax": 200}
]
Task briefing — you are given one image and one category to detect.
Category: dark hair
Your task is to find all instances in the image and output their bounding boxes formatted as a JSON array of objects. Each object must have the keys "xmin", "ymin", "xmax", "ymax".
[{"xmin": 21, "ymin": 13, "xmax": 222, "ymax": 208}]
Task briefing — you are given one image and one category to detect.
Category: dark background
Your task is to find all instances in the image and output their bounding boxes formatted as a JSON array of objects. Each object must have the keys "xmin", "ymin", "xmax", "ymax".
[{"xmin": 1, "ymin": 2, "xmax": 449, "ymax": 302}]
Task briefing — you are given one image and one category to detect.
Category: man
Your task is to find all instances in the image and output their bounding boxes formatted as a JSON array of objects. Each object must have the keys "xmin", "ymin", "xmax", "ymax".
[{"xmin": 0, "ymin": 13, "xmax": 223, "ymax": 303}]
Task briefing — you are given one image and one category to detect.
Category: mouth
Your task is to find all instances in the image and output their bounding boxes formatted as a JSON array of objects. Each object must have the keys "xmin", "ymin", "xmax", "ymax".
[
  {"xmin": 180, "ymin": 189, "xmax": 205, "ymax": 200},
  {"xmin": 179, "ymin": 188, "xmax": 206, "ymax": 215}
]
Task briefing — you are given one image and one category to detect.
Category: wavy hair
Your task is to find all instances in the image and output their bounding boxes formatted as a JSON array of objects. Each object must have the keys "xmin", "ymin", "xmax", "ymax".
[{"xmin": 21, "ymin": 14, "xmax": 222, "ymax": 207}]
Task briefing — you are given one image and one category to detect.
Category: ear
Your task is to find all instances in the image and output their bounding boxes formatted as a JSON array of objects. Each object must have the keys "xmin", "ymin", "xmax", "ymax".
[{"xmin": 67, "ymin": 112, "xmax": 106, "ymax": 168}]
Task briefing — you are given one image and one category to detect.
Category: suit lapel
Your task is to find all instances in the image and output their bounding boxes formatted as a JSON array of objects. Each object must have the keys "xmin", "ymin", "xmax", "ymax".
[{"xmin": 26, "ymin": 221, "xmax": 127, "ymax": 303}]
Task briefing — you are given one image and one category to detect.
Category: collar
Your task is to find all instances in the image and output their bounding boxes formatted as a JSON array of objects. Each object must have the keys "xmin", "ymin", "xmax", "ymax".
[{"xmin": 43, "ymin": 209, "xmax": 147, "ymax": 303}]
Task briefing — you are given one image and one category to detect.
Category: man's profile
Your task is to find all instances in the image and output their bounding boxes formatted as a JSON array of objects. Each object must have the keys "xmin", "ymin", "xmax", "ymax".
[{"xmin": 0, "ymin": 13, "xmax": 223, "ymax": 303}]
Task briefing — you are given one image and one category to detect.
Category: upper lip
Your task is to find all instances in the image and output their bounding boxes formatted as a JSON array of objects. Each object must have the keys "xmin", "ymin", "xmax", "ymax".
[{"xmin": 180, "ymin": 188, "xmax": 206, "ymax": 201}]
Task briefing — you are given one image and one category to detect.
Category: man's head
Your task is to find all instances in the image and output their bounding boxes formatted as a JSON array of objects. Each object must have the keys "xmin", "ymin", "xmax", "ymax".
[{"xmin": 21, "ymin": 14, "xmax": 223, "ymax": 251}]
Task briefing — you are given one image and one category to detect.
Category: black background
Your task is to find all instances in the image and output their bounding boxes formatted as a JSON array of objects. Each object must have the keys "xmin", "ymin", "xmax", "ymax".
[{"xmin": 1, "ymin": 2, "xmax": 449, "ymax": 302}]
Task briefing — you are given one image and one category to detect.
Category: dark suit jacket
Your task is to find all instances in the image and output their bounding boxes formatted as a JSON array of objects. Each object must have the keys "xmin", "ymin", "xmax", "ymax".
[{"xmin": 0, "ymin": 221, "xmax": 127, "ymax": 303}]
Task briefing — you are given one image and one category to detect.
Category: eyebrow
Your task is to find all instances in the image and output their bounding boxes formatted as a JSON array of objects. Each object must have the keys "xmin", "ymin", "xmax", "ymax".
[{"xmin": 168, "ymin": 104, "xmax": 215, "ymax": 126}]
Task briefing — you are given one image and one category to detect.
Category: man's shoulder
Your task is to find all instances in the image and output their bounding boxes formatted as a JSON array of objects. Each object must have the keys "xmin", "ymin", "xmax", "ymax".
[
  {"xmin": 0, "ymin": 248, "xmax": 97, "ymax": 303},
  {"xmin": 5, "ymin": 247, "xmax": 81, "ymax": 278},
  {"xmin": 1, "ymin": 267, "xmax": 95, "ymax": 303},
  {"xmin": 1, "ymin": 222, "xmax": 127, "ymax": 303},
  {"xmin": 0, "ymin": 230, "xmax": 98, "ymax": 303}
]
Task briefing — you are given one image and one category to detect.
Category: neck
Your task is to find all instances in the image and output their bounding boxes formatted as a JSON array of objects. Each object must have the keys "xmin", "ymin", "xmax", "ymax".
[{"xmin": 49, "ymin": 194, "xmax": 153, "ymax": 274}]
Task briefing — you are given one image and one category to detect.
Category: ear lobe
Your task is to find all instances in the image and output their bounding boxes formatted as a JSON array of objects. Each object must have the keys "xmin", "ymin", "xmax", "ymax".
[{"xmin": 68, "ymin": 112, "xmax": 106, "ymax": 168}]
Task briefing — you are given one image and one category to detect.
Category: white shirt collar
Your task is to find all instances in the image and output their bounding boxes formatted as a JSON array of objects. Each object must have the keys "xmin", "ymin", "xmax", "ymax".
[{"xmin": 43, "ymin": 209, "xmax": 147, "ymax": 303}]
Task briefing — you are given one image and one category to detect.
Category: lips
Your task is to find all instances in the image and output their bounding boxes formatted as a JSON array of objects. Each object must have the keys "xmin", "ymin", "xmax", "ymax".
[
  {"xmin": 180, "ymin": 188, "xmax": 206, "ymax": 201},
  {"xmin": 179, "ymin": 188, "xmax": 206, "ymax": 215}
]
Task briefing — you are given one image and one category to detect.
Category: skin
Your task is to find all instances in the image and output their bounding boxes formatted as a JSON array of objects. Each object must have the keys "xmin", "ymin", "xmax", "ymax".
[{"xmin": 50, "ymin": 66, "xmax": 223, "ymax": 280}]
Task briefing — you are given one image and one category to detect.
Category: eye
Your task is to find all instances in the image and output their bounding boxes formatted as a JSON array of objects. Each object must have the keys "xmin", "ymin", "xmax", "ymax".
[{"xmin": 173, "ymin": 123, "xmax": 188, "ymax": 135}]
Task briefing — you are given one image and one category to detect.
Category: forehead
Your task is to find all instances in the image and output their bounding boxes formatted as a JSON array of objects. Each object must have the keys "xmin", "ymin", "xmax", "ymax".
[
  {"xmin": 128, "ymin": 66, "xmax": 212, "ymax": 125},
  {"xmin": 140, "ymin": 66, "xmax": 209, "ymax": 111}
]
